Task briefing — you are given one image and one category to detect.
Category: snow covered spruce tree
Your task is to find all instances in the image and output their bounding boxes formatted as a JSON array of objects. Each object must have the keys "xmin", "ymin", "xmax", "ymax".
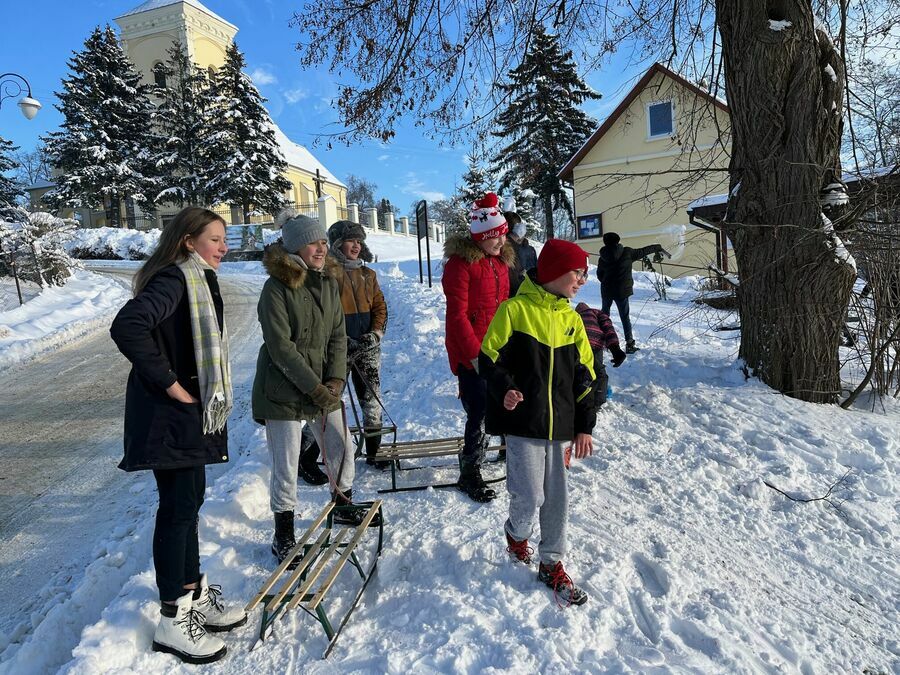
[
  {"xmin": 202, "ymin": 41, "xmax": 291, "ymax": 222},
  {"xmin": 715, "ymin": 2, "xmax": 856, "ymax": 402},
  {"xmin": 0, "ymin": 136, "xmax": 24, "ymax": 221},
  {"xmin": 491, "ymin": 24, "xmax": 599, "ymax": 240},
  {"xmin": 43, "ymin": 25, "xmax": 160, "ymax": 228},
  {"xmin": 153, "ymin": 40, "xmax": 213, "ymax": 207}
]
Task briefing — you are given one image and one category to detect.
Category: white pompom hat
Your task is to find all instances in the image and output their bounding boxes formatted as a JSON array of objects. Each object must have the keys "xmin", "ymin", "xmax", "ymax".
[{"xmin": 469, "ymin": 192, "xmax": 508, "ymax": 241}]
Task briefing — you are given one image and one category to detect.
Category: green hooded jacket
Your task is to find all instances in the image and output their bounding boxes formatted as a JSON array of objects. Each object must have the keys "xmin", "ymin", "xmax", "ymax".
[{"xmin": 252, "ymin": 243, "xmax": 347, "ymax": 422}]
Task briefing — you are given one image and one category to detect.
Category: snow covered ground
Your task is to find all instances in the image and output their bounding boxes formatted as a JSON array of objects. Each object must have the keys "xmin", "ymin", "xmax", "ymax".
[
  {"xmin": 0, "ymin": 229, "xmax": 897, "ymax": 674},
  {"xmin": 0, "ymin": 269, "xmax": 132, "ymax": 371}
]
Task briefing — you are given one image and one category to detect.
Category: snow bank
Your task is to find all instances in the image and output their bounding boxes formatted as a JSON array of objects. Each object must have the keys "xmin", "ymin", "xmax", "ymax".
[
  {"xmin": 0, "ymin": 270, "xmax": 131, "ymax": 371},
  {"xmin": 66, "ymin": 227, "xmax": 161, "ymax": 260}
]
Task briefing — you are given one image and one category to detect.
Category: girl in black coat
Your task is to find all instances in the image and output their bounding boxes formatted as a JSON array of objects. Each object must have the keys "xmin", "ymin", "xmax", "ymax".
[{"xmin": 110, "ymin": 207, "xmax": 245, "ymax": 665}]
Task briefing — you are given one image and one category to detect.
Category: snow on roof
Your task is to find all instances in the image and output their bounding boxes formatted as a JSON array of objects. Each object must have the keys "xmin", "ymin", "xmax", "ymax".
[
  {"xmin": 687, "ymin": 193, "xmax": 727, "ymax": 211},
  {"xmin": 842, "ymin": 165, "xmax": 898, "ymax": 183},
  {"xmin": 271, "ymin": 124, "xmax": 346, "ymax": 189},
  {"xmin": 24, "ymin": 179, "xmax": 56, "ymax": 191},
  {"xmin": 117, "ymin": 0, "xmax": 236, "ymax": 28}
]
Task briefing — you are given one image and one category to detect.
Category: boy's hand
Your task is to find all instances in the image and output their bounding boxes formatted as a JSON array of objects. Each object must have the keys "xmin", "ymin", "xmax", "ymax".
[
  {"xmin": 503, "ymin": 390, "xmax": 524, "ymax": 410},
  {"xmin": 573, "ymin": 433, "xmax": 593, "ymax": 459}
]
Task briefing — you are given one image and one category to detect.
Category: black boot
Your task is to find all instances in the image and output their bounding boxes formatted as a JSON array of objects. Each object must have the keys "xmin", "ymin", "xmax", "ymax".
[
  {"xmin": 364, "ymin": 433, "xmax": 389, "ymax": 469},
  {"xmin": 271, "ymin": 511, "xmax": 299, "ymax": 569},
  {"xmin": 331, "ymin": 490, "xmax": 383, "ymax": 527},
  {"xmin": 625, "ymin": 340, "xmax": 639, "ymax": 354},
  {"xmin": 298, "ymin": 439, "xmax": 328, "ymax": 485},
  {"xmin": 458, "ymin": 465, "xmax": 496, "ymax": 503}
]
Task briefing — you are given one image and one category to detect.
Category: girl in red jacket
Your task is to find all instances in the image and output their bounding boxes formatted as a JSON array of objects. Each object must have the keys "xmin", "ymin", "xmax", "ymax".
[{"xmin": 442, "ymin": 192, "xmax": 515, "ymax": 502}]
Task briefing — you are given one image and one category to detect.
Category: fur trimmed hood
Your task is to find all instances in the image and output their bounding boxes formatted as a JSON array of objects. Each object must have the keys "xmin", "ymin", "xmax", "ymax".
[
  {"xmin": 262, "ymin": 242, "xmax": 341, "ymax": 289},
  {"xmin": 443, "ymin": 234, "xmax": 516, "ymax": 267}
]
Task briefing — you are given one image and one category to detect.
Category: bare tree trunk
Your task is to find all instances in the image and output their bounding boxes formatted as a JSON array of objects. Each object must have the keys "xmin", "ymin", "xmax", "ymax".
[
  {"xmin": 716, "ymin": 0, "xmax": 856, "ymax": 403},
  {"xmin": 543, "ymin": 194, "xmax": 555, "ymax": 240}
]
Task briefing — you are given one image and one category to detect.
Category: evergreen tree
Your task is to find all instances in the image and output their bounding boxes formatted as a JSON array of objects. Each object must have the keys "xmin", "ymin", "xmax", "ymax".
[
  {"xmin": 491, "ymin": 24, "xmax": 600, "ymax": 239},
  {"xmin": 154, "ymin": 40, "xmax": 212, "ymax": 206},
  {"xmin": 202, "ymin": 41, "xmax": 291, "ymax": 221},
  {"xmin": 43, "ymin": 25, "xmax": 160, "ymax": 227},
  {"xmin": 0, "ymin": 136, "xmax": 24, "ymax": 221}
]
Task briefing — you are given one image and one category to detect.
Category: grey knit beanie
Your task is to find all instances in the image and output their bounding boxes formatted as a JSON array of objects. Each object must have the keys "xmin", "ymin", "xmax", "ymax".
[{"xmin": 282, "ymin": 214, "xmax": 327, "ymax": 252}]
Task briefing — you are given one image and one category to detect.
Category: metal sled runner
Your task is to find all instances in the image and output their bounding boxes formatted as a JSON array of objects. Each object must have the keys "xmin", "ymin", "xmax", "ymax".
[
  {"xmin": 245, "ymin": 500, "xmax": 384, "ymax": 658},
  {"xmin": 373, "ymin": 436, "xmax": 506, "ymax": 493}
]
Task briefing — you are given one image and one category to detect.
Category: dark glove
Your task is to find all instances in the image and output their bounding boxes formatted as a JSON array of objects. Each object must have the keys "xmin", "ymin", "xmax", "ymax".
[
  {"xmin": 309, "ymin": 383, "xmax": 340, "ymax": 410},
  {"xmin": 357, "ymin": 332, "xmax": 381, "ymax": 352},
  {"xmin": 346, "ymin": 336, "xmax": 359, "ymax": 354},
  {"xmin": 610, "ymin": 345, "xmax": 627, "ymax": 367},
  {"xmin": 324, "ymin": 378, "xmax": 344, "ymax": 396}
]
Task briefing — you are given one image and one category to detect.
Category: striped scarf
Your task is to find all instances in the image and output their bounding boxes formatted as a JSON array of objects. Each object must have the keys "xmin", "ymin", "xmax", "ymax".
[{"xmin": 176, "ymin": 252, "xmax": 233, "ymax": 434}]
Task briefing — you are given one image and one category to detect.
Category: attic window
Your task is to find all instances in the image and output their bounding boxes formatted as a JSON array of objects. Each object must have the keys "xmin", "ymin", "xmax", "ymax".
[{"xmin": 647, "ymin": 101, "xmax": 674, "ymax": 138}]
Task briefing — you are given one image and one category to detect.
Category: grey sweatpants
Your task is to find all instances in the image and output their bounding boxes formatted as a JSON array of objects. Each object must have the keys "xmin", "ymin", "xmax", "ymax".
[
  {"xmin": 504, "ymin": 435, "xmax": 568, "ymax": 565},
  {"xmin": 265, "ymin": 409, "xmax": 355, "ymax": 513}
]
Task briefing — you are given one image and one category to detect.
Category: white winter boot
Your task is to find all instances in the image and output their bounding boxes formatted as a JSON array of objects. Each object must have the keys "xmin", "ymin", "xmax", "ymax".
[
  {"xmin": 152, "ymin": 589, "xmax": 227, "ymax": 664},
  {"xmin": 193, "ymin": 573, "xmax": 248, "ymax": 632}
]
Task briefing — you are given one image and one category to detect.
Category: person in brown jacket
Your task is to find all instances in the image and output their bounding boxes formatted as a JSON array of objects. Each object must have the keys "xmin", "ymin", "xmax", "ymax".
[{"xmin": 299, "ymin": 220, "xmax": 389, "ymax": 477}]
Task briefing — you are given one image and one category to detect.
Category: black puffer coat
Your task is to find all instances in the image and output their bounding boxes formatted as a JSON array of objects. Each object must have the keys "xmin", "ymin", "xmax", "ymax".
[
  {"xmin": 596, "ymin": 243, "xmax": 664, "ymax": 299},
  {"xmin": 110, "ymin": 265, "xmax": 228, "ymax": 471}
]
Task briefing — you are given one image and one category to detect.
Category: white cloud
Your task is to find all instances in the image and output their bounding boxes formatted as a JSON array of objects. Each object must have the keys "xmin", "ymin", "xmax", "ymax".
[
  {"xmin": 249, "ymin": 68, "xmax": 277, "ymax": 85},
  {"xmin": 377, "ymin": 154, "xmax": 390, "ymax": 162},
  {"xmin": 400, "ymin": 172, "xmax": 446, "ymax": 202},
  {"xmin": 284, "ymin": 88, "xmax": 308, "ymax": 104}
]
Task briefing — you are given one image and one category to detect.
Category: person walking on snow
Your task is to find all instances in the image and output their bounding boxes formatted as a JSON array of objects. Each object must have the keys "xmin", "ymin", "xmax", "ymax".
[
  {"xmin": 110, "ymin": 207, "xmax": 246, "ymax": 665},
  {"xmin": 252, "ymin": 214, "xmax": 379, "ymax": 571},
  {"xmin": 575, "ymin": 302, "xmax": 627, "ymax": 410},
  {"xmin": 442, "ymin": 191, "xmax": 515, "ymax": 502},
  {"xmin": 596, "ymin": 231, "xmax": 669, "ymax": 353},
  {"xmin": 299, "ymin": 219, "xmax": 390, "ymax": 475},
  {"xmin": 480, "ymin": 238, "xmax": 597, "ymax": 606}
]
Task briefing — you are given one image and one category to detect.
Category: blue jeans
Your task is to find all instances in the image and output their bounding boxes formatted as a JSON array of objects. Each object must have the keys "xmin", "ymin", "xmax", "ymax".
[{"xmin": 602, "ymin": 294, "xmax": 633, "ymax": 343}]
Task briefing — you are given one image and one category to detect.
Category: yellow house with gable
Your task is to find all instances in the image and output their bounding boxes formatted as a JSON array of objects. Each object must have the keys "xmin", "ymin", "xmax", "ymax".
[{"xmin": 559, "ymin": 62, "xmax": 732, "ymax": 277}]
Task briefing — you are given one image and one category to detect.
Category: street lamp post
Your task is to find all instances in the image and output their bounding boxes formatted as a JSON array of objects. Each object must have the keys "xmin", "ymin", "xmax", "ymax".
[
  {"xmin": 1, "ymin": 72, "xmax": 41, "ymax": 305},
  {"xmin": 0, "ymin": 72, "xmax": 42, "ymax": 119}
]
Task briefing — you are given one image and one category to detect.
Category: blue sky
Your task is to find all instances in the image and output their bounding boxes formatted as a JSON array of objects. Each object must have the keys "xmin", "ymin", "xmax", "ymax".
[{"xmin": 1, "ymin": 0, "xmax": 649, "ymax": 213}]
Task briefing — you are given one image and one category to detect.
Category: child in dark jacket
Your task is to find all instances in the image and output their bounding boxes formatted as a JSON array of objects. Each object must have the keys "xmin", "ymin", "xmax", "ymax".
[
  {"xmin": 480, "ymin": 238, "xmax": 596, "ymax": 606},
  {"xmin": 575, "ymin": 302, "xmax": 627, "ymax": 409},
  {"xmin": 111, "ymin": 207, "xmax": 245, "ymax": 665}
]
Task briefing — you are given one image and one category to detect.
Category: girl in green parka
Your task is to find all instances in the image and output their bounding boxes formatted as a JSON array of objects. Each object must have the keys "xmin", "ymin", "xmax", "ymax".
[{"xmin": 252, "ymin": 214, "xmax": 376, "ymax": 568}]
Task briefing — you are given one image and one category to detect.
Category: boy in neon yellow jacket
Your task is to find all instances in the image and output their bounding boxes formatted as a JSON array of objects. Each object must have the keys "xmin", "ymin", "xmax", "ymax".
[{"xmin": 479, "ymin": 238, "xmax": 596, "ymax": 606}]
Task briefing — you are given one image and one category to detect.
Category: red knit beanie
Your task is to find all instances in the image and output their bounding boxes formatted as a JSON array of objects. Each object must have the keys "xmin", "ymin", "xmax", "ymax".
[{"xmin": 537, "ymin": 239, "xmax": 590, "ymax": 284}]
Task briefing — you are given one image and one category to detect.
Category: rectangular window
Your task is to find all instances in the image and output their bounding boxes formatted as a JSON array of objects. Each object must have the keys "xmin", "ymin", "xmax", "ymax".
[{"xmin": 647, "ymin": 101, "xmax": 674, "ymax": 138}]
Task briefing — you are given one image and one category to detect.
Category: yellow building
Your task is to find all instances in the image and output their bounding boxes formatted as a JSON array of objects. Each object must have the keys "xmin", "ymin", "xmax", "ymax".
[
  {"xmin": 28, "ymin": 0, "xmax": 347, "ymax": 227},
  {"xmin": 115, "ymin": 0, "xmax": 347, "ymax": 225},
  {"xmin": 559, "ymin": 62, "xmax": 732, "ymax": 276}
]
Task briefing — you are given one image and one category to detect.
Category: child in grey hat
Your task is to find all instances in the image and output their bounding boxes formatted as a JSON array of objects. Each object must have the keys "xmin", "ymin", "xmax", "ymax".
[{"xmin": 252, "ymin": 213, "xmax": 378, "ymax": 568}]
